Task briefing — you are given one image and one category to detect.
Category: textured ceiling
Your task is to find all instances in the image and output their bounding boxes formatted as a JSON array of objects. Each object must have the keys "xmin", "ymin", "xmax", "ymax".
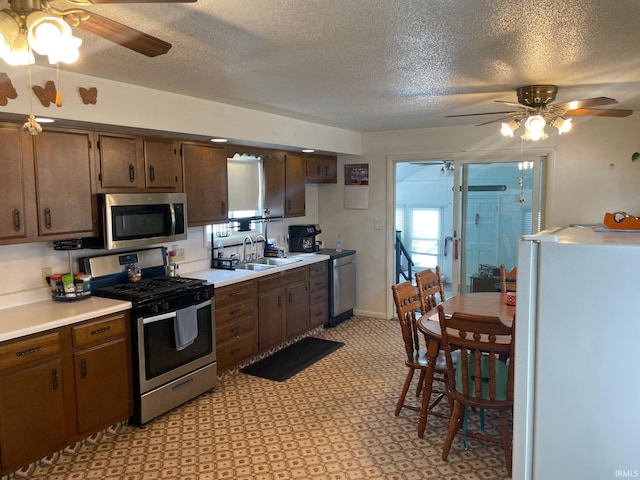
[{"xmin": 7, "ymin": 0, "xmax": 640, "ymax": 132}]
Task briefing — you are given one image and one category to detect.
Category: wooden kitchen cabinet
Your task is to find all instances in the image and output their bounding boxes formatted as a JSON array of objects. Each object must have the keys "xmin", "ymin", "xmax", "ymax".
[
  {"xmin": 263, "ymin": 151, "xmax": 306, "ymax": 218},
  {"xmin": 71, "ymin": 312, "xmax": 132, "ymax": 435},
  {"xmin": 0, "ymin": 124, "xmax": 36, "ymax": 243},
  {"xmin": 308, "ymin": 261, "xmax": 329, "ymax": 328},
  {"xmin": 215, "ymin": 280, "xmax": 257, "ymax": 372},
  {"xmin": 257, "ymin": 267, "xmax": 309, "ymax": 352},
  {"xmin": 33, "ymin": 129, "xmax": 97, "ymax": 238},
  {"xmin": 305, "ymin": 153, "xmax": 337, "ymax": 184},
  {"xmin": 143, "ymin": 138, "xmax": 182, "ymax": 191},
  {"xmin": 0, "ymin": 313, "xmax": 133, "ymax": 477},
  {"xmin": 0, "ymin": 330, "xmax": 69, "ymax": 474},
  {"xmin": 182, "ymin": 142, "xmax": 229, "ymax": 226},
  {"xmin": 95, "ymin": 133, "xmax": 144, "ymax": 191}
]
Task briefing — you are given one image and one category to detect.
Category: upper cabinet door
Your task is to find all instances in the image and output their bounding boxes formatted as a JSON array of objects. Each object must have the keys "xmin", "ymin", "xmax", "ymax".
[
  {"xmin": 96, "ymin": 134, "xmax": 144, "ymax": 191},
  {"xmin": 304, "ymin": 153, "xmax": 337, "ymax": 184},
  {"xmin": 0, "ymin": 124, "xmax": 35, "ymax": 242},
  {"xmin": 33, "ymin": 130, "xmax": 97, "ymax": 238},
  {"xmin": 182, "ymin": 143, "xmax": 228, "ymax": 226},
  {"xmin": 143, "ymin": 139, "xmax": 182, "ymax": 191},
  {"xmin": 284, "ymin": 152, "xmax": 305, "ymax": 217}
]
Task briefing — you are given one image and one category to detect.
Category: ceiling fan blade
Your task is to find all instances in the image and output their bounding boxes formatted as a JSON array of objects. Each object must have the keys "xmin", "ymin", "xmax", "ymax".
[
  {"xmin": 476, "ymin": 116, "xmax": 515, "ymax": 127},
  {"xmin": 494, "ymin": 100, "xmax": 535, "ymax": 110},
  {"xmin": 446, "ymin": 111, "xmax": 521, "ymax": 118},
  {"xmin": 563, "ymin": 108, "xmax": 633, "ymax": 117},
  {"xmin": 88, "ymin": 1, "xmax": 196, "ymax": 3},
  {"xmin": 65, "ymin": 11, "xmax": 172, "ymax": 57},
  {"xmin": 551, "ymin": 97, "xmax": 618, "ymax": 111}
]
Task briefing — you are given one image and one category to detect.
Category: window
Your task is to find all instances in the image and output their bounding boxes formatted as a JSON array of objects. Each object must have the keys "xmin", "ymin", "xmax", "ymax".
[
  {"xmin": 205, "ymin": 156, "xmax": 265, "ymax": 246},
  {"xmin": 396, "ymin": 206, "xmax": 442, "ymax": 269}
]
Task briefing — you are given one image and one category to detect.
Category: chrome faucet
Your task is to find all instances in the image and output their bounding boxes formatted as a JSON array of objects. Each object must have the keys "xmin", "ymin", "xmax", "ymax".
[
  {"xmin": 255, "ymin": 234, "xmax": 267, "ymax": 260},
  {"xmin": 242, "ymin": 236, "xmax": 254, "ymax": 263}
]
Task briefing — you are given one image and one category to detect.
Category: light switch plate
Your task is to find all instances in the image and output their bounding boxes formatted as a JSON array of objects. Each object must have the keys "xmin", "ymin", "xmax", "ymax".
[{"xmin": 374, "ymin": 219, "xmax": 385, "ymax": 230}]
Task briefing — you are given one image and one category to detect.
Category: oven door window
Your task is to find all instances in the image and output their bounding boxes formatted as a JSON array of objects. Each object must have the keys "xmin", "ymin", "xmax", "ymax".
[
  {"xmin": 143, "ymin": 304, "xmax": 213, "ymax": 380},
  {"xmin": 112, "ymin": 204, "xmax": 172, "ymax": 241}
]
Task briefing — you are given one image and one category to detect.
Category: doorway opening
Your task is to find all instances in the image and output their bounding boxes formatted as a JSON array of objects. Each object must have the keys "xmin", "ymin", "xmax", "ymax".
[{"xmin": 393, "ymin": 155, "xmax": 545, "ymax": 296}]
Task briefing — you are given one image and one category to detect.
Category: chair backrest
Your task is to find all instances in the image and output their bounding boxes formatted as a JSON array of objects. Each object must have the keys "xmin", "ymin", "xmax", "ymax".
[
  {"xmin": 436, "ymin": 304, "xmax": 514, "ymax": 406},
  {"xmin": 415, "ymin": 266, "xmax": 445, "ymax": 314},
  {"xmin": 391, "ymin": 281, "xmax": 423, "ymax": 360},
  {"xmin": 499, "ymin": 264, "xmax": 517, "ymax": 293}
]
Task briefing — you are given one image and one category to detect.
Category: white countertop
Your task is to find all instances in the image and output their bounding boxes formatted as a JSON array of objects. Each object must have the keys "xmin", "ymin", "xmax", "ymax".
[
  {"xmin": 0, "ymin": 296, "xmax": 132, "ymax": 343},
  {"xmin": 188, "ymin": 252, "xmax": 330, "ymax": 287},
  {"xmin": 0, "ymin": 253, "xmax": 329, "ymax": 343}
]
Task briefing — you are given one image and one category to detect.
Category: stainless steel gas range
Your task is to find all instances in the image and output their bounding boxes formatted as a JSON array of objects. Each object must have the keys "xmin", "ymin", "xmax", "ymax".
[{"xmin": 80, "ymin": 247, "xmax": 217, "ymax": 425}]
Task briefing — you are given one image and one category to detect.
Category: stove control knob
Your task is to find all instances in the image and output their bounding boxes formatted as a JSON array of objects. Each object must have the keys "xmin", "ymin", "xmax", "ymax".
[
  {"xmin": 162, "ymin": 301, "xmax": 170, "ymax": 311},
  {"xmin": 194, "ymin": 292, "xmax": 201, "ymax": 302},
  {"xmin": 150, "ymin": 303, "xmax": 159, "ymax": 314}
]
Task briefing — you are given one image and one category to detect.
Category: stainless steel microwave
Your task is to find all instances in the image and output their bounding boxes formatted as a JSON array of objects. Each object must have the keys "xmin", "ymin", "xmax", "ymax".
[{"xmin": 84, "ymin": 193, "xmax": 188, "ymax": 250}]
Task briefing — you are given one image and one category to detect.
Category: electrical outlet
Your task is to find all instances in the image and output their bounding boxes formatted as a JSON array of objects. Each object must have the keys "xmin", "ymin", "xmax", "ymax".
[
  {"xmin": 173, "ymin": 248, "xmax": 186, "ymax": 262},
  {"xmin": 276, "ymin": 235, "xmax": 283, "ymax": 245},
  {"xmin": 42, "ymin": 267, "xmax": 52, "ymax": 285},
  {"xmin": 374, "ymin": 219, "xmax": 385, "ymax": 230}
]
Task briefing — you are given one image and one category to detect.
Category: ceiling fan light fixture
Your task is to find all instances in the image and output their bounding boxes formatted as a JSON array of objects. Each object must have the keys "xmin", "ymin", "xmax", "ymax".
[
  {"xmin": 500, "ymin": 119, "xmax": 520, "ymax": 137},
  {"xmin": 552, "ymin": 116, "xmax": 572, "ymax": 135},
  {"xmin": 521, "ymin": 114, "xmax": 547, "ymax": 141},
  {"xmin": 0, "ymin": 11, "xmax": 19, "ymax": 54},
  {"xmin": 5, "ymin": 31, "xmax": 34, "ymax": 66}
]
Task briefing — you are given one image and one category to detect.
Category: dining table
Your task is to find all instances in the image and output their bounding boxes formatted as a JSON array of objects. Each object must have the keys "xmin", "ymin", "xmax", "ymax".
[{"xmin": 416, "ymin": 291, "xmax": 515, "ymax": 437}]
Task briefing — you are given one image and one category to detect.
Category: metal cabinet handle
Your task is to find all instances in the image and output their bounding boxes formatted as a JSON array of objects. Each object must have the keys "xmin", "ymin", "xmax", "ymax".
[
  {"xmin": 90, "ymin": 326, "xmax": 111, "ymax": 335},
  {"xmin": 44, "ymin": 208, "xmax": 52, "ymax": 229},
  {"xmin": 287, "ymin": 199, "xmax": 292, "ymax": 211},
  {"xmin": 81, "ymin": 358, "xmax": 88, "ymax": 378},
  {"xmin": 229, "ymin": 325, "xmax": 241, "ymax": 333},
  {"xmin": 230, "ymin": 308, "xmax": 241, "ymax": 315},
  {"xmin": 278, "ymin": 295, "xmax": 282, "ymax": 308},
  {"xmin": 129, "ymin": 163, "xmax": 135, "ymax": 182},
  {"xmin": 288, "ymin": 292, "xmax": 293, "ymax": 304},
  {"xmin": 13, "ymin": 209, "xmax": 20, "ymax": 231},
  {"xmin": 51, "ymin": 368, "xmax": 58, "ymax": 390},
  {"xmin": 149, "ymin": 165, "xmax": 155, "ymax": 183},
  {"xmin": 16, "ymin": 345, "xmax": 42, "ymax": 356},
  {"xmin": 221, "ymin": 201, "xmax": 227, "ymax": 215},
  {"xmin": 324, "ymin": 166, "xmax": 329, "ymax": 177},
  {"xmin": 475, "ymin": 213, "xmax": 479, "ymax": 225},
  {"xmin": 231, "ymin": 348, "xmax": 242, "ymax": 355}
]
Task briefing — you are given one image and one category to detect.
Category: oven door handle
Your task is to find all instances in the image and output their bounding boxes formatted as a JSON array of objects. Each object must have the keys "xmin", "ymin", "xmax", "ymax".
[{"xmin": 141, "ymin": 299, "xmax": 212, "ymax": 325}]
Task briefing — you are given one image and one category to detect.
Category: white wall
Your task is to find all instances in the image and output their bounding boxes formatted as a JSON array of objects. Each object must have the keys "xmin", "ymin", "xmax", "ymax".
[{"xmin": 317, "ymin": 116, "xmax": 640, "ymax": 319}]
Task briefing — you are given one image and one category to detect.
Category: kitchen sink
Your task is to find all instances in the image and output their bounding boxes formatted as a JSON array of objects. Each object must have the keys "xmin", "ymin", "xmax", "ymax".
[
  {"xmin": 235, "ymin": 263, "xmax": 276, "ymax": 271},
  {"xmin": 235, "ymin": 257, "xmax": 303, "ymax": 271}
]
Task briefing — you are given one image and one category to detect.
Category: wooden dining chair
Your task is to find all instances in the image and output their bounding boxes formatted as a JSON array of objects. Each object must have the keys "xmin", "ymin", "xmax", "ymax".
[
  {"xmin": 415, "ymin": 266, "xmax": 446, "ymax": 315},
  {"xmin": 391, "ymin": 281, "xmax": 450, "ymax": 419},
  {"xmin": 436, "ymin": 304, "xmax": 514, "ymax": 476},
  {"xmin": 499, "ymin": 264, "xmax": 517, "ymax": 293}
]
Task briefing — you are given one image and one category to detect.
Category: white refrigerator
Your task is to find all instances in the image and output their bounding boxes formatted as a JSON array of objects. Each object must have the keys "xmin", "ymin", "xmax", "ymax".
[{"xmin": 513, "ymin": 226, "xmax": 640, "ymax": 480}]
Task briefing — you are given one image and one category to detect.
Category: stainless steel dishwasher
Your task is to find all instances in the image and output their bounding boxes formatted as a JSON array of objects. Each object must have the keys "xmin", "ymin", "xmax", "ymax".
[{"xmin": 318, "ymin": 249, "xmax": 357, "ymax": 327}]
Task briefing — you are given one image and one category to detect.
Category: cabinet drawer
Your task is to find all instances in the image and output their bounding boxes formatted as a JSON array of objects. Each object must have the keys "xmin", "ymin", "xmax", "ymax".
[
  {"xmin": 258, "ymin": 267, "xmax": 308, "ymax": 292},
  {"xmin": 0, "ymin": 331, "xmax": 63, "ymax": 371},
  {"xmin": 309, "ymin": 289, "xmax": 327, "ymax": 307},
  {"xmin": 216, "ymin": 315, "xmax": 254, "ymax": 343},
  {"xmin": 216, "ymin": 299, "xmax": 255, "ymax": 324},
  {"xmin": 310, "ymin": 302, "xmax": 328, "ymax": 326},
  {"xmin": 309, "ymin": 275, "xmax": 328, "ymax": 292},
  {"xmin": 216, "ymin": 280, "xmax": 256, "ymax": 306},
  {"xmin": 72, "ymin": 313, "xmax": 127, "ymax": 347},
  {"xmin": 309, "ymin": 261, "xmax": 327, "ymax": 278},
  {"xmin": 217, "ymin": 332, "xmax": 255, "ymax": 372}
]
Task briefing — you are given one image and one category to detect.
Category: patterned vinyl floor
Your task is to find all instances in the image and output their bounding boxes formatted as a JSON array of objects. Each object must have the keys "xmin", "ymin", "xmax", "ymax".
[{"xmin": 8, "ymin": 316, "xmax": 511, "ymax": 480}]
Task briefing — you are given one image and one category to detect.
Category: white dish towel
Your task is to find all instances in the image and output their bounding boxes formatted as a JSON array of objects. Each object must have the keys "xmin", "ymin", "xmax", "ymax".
[{"xmin": 174, "ymin": 305, "xmax": 198, "ymax": 351}]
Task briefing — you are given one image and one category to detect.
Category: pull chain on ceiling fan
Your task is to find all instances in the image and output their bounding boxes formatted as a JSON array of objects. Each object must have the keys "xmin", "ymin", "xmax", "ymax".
[
  {"xmin": 447, "ymin": 85, "xmax": 633, "ymax": 141},
  {"xmin": 0, "ymin": 0, "xmax": 196, "ymax": 66}
]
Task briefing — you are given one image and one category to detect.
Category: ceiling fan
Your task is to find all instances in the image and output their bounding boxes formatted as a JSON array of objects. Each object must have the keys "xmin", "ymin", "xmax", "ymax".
[
  {"xmin": 1, "ymin": 0, "xmax": 196, "ymax": 64},
  {"xmin": 446, "ymin": 85, "xmax": 633, "ymax": 140}
]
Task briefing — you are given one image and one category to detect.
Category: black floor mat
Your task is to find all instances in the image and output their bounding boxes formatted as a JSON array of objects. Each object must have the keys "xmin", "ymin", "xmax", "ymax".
[{"xmin": 240, "ymin": 337, "xmax": 344, "ymax": 382}]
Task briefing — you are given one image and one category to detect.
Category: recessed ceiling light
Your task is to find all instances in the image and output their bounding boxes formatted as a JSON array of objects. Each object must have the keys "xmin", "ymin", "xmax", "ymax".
[
  {"xmin": 35, "ymin": 117, "xmax": 55, "ymax": 123},
  {"xmin": 302, "ymin": 149, "xmax": 315, "ymax": 153},
  {"xmin": 211, "ymin": 138, "xmax": 228, "ymax": 143}
]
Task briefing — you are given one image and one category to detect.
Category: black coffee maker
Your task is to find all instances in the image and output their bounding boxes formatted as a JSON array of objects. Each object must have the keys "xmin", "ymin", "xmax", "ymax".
[{"xmin": 288, "ymin": 224, "xmax": 322, "ymax": 252}]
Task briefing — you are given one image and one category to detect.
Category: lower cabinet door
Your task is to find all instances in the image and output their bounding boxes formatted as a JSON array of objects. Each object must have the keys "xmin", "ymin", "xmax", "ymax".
[
  {"xmin": 0, "ymin": 359, "xmax": 67, "ymax": 471},
  {"xmin": 74, "ymin": 338, "xmax": 132, "ymax": 434}
]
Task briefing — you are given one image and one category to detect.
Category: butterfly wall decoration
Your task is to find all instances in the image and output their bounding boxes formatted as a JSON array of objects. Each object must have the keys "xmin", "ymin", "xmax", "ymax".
[
  {"xmin": 79, "ymin": 87, "xmax": 98, "ymax": 105},
  {"xmin": 0, "ymin": 73, "xmax": 18, "ymax": 106},
  {"xmin": 32, "ymin": 81, "xmax": 61, "ymax": 107}
]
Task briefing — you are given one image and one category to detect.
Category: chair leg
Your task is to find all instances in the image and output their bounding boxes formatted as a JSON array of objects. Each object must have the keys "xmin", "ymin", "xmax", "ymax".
[
  {"xmin": 442, "ymin": 401, "xmax": 464, "ymax": 461},
  {"xmin": 416, "ymin": 369, "xmax": 426, "ymax": 396},
  {"xmin": 395, "ymin": 368, "xmax": 415, "ymax": 416},
  {"xmin": 498, "ymin": 410, "xmax": 512, "ymax": 476}
]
